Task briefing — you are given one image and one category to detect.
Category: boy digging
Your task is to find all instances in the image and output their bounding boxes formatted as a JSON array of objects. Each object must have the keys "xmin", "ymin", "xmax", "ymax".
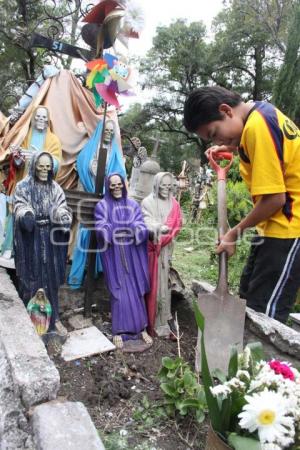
[{"xmin": 184, "ymin": 86, "xmax": 300, "ymax": 323}]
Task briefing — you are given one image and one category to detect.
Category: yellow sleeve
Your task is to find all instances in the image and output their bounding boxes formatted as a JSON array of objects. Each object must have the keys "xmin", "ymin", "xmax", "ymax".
[
  {"xmin": 44, "ymin": 130, "xmax": 62, "ymax": 163},
  {"xmin": 244, "ymin": 114, "xmax": 286, "ymax": 196}
]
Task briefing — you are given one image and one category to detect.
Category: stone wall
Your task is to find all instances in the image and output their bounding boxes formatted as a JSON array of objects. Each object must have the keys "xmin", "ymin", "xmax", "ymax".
[{"xmin": 0, "ymin": 268, "xmax": 105, "ymax": 450}]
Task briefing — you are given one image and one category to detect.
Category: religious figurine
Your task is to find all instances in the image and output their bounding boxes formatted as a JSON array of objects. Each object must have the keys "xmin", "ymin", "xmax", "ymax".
[
  {"xmin": 95, "ymin": 173, "xmax": 152, "ymax": 349},
  {"xmin": 0, "ymin": 106, "xmax": 62, "ymax": 265},
  {"xmin": 69, "ymin": 118, "xmax": 126, "ymax": 289},
  {"xmin": 142, "ymin": 172, "xmax": 182, "ymax": 338},
  {"xmin": 12, "ymin": 105, "xmax": 62, "ymax": 180},
  {"xmin": 13, "ymin": 152, "xmax": 72, "ymax": 336},
  {"xmin": 27, "ymin": 288, "xmax": 52, "ymax": 336}
]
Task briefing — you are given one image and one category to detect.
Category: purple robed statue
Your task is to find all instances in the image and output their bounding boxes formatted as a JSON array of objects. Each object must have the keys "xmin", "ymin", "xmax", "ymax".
[{"xmin": 94, "ymin": 173, "xmax": 153, "ymax": 349}]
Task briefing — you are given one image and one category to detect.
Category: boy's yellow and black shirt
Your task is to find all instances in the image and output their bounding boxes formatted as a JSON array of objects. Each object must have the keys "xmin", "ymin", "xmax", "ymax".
[{"xmin": 239, "ymin": 101, "xmax": 300, "ymax": 238}]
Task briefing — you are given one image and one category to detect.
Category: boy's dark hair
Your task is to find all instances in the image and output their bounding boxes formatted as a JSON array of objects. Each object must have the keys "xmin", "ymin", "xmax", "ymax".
[{"xmin": 183, "ymin": 86, "xmax": 242, "ymax": 133}]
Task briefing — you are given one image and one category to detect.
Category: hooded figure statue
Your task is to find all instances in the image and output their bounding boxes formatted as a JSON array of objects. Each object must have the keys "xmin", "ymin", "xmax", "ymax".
[
  {"xmin": 142, "ymin": 172, "xmax": 182, "ymax": 338},
  {"xmin": 13, "ymin": 151, "xmax": 72, "ymax": 334},
  {"xmin": 94, "ymin": 173, "xmax": 152, "ymax": 349}
]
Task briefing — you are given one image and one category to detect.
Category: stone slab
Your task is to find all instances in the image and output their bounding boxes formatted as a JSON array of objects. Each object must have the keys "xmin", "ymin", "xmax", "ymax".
[
  {"xmin": 0, "ymin": 340, "xmax": 34, "ymax": 449},
  {"xmin": 68, "ymin": 313, "xmax": 93, "ymax": 330},
  {"xmin": 0, "ymin": 268, "xmax": 60, "ymax": 408},
  {"xmin": 290, "ymin": 313, "xmax": 300, "ymax": 325},
  {"xmin": 61, "ymin": 326, "xmax": 115, "ymax": 361},
  {"xmin": 32, "ymin": 401, "xmax": 105, "ymax": 450}
]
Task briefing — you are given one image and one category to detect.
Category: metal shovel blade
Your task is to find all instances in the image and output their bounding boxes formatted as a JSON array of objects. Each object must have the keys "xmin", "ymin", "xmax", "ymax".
[
  {"xmin": 195, "ymin": 151, "xmax": 246, "ymax": 374},
  {"xmin": 195, "ymin": 289, "xmax": 246, "ymax": 374}
]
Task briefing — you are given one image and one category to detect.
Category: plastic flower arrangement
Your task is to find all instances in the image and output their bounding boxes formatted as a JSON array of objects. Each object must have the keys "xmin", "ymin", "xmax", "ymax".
[{"xmin": 193, "ymin": 301, "xmax": 300, "ymax": 450}]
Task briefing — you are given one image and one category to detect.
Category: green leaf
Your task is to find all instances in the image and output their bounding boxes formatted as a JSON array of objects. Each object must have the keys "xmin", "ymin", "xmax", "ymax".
[
  {"xmin": 183, "ymin": 371, "xmax": 194, "ymax": 388},
  {"xmin": 162, "ymin": 357, "xmax": 176, "ymax": 370},
  {"xmin": 196, "ymin": 408, "xmax": 205, "ymax": 423},
  {"xmin": 142, "ymin": 395, "xmax": 150, "ymax": 409},
  {"xmin": 211, "ymin": 368, "xmax": 227, "ymax": 383},
  {"xmin": 160, "ymin": 383, "xmax": 177, "ymax": 397},
  {"xmin": 228, "ymin": 346, "xmax": 238, "ymax": 379},
  {"xmin": 228, "ymin": 433, "xmax": 261, "ymax": 450},
  {"xmin": 181, "ymin": 398, "xmax": 201, "ymax": 408},
  {"xmin": 247, "ymin": 342, "xmax": 264, "ymax": 365}
]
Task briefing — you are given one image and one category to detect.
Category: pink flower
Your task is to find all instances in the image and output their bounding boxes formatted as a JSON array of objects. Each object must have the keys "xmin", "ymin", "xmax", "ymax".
[{"xmin": 268, "ymin": 360, "xmax": 295, "ymax": 381}]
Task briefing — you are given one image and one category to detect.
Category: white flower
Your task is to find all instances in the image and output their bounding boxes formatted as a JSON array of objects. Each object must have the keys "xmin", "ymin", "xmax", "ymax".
[
  {"xmin": 123, "ymin": 0, "xmax": 145, "ymax": 33},
  {"xmin": 226, "ymin": 377, "xmax": 245, "ymax": 391},
  {"xmin": 238, "ymin": 346, "xmax": 251, "ymax": 369},
  {"xmin": 236, "ymin": 370, "xmax": 251, "ymax": 381},
  {"xmin": 238, "ymin": 390, "xmax": 295, "ymax": 447},
  {"xmin": 261, "ymin": 444, "xmax": 281, "ymax": 450},
  {"xmin": 210, "ymin": 384, "xmax": 231, "ymax": 399}
]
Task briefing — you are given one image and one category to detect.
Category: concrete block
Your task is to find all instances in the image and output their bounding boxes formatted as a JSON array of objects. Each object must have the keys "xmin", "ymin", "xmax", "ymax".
[
  {"xmin": 0, "ymin": 269, "xmax": 60, "ymax": 408},
  {"xmin": 0, "ymin": 340, "xmax": 35, "ymax": 450},
  {"xmin": 290, "ymin": 313, "xmax": 300, "ymax": 332},
  {"xmin": 32, "ymin": 401, "xmax": 105, "ymax": 450},
  {"xmin": 61, "ymin": 326, "xmax": 115, "ymax": 361}
]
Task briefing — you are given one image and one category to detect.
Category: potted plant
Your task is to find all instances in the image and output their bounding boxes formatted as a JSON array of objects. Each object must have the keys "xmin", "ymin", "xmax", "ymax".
[{"xmin": 193, "ymin": 301, "xmax": 300, "ymax": 450}]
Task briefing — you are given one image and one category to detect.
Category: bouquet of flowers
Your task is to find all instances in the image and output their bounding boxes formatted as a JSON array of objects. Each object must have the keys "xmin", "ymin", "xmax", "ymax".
[{"xmin": 193, "ymin": 301, "xmax": 300, "ymax": 450}]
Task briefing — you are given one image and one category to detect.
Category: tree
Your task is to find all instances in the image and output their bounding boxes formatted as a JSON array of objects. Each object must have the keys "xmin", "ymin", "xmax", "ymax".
[
  {"xmin": 272, "ymin": 2, "xmax": 300, "ymax": 122},
  {"xmin": 127, "ymin": 19, "xmax": 213, "ymax": 167},
  {"xmin": 0, "ymin": 0, "xmax": 86, "ymax": 114},
  {"xmin": 210, "ymin": 0, "xmax": 294, "ymax": 100}
]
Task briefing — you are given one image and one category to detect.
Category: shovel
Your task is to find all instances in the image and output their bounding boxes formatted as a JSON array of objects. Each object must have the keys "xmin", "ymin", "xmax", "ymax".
[{"xmin": 195, "ymin": 151, "xmax": 246, "ymax": 374}]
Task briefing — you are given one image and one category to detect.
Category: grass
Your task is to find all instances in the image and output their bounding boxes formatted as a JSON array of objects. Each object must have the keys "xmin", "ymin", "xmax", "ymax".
[{"xmin": 173, "ymin": 217, "xmax": 252, "ymax": 294}]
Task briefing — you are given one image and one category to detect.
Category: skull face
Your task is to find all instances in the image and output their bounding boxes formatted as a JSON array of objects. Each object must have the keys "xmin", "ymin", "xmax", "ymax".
[
  {"xmin": 109, "ymin": 175, "xmax": 123, "ymax": 199},
  {"xmin": 33, "ymin": 107, "xmax": 48, "ymax": 131},
  {"xmin": 158, "ymin": 175, "xmax": 172, "ymax": 199},
  {"xmin": 103, "ymin": 120, "xmax": 114, "ymax": 144},
  {"xmin": 36, "ymin": 154, "xmax": 52, "ymax": 182}
]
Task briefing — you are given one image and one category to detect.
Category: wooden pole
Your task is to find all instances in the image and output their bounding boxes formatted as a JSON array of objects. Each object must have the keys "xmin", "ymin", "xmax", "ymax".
[{"xmin": 84, "ymin": 102, "xmax": 108, "ymax": 317}]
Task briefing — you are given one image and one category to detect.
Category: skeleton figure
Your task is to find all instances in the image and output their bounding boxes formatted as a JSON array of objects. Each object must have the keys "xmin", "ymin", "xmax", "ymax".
[
  {"xmin": 142, "ymin": 173, "xmax": 182, "ymax": 337},
  {"xmin": 13, "ymin": 152, "xmax": 71, "ymax": 336},
  {"xmin": 95, "ymin": 173, "xmax": 152, "ymax": 350},
  {"xmin": 33, "ymin": 106, "xmax": 48, "ymax": 131},
  {"xmin": 0, "ymin": 106, "xmax": 62, "ymax": 263},
  {"xmin": 90, "ymin": 120, "xmax": 115, "ymax": 178}
]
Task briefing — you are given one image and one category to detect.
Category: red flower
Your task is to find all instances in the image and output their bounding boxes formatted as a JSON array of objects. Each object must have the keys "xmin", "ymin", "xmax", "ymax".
[{"xmin": 268, "ymin": 360, "xmax": 295, "ymax": 381}]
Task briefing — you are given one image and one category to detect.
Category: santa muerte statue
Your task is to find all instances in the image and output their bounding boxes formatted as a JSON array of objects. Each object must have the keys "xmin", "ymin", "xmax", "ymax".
[
  {"xmin": 142, "ymin": 172, "xmax": 182, "ymax": 338},
  {"xmin": 13, "ymin": 152, "xmax": 72, "ymax": 335},
  {"xmin": 95, "ymin": 173, "xmax": 152, "ymax": 349}
]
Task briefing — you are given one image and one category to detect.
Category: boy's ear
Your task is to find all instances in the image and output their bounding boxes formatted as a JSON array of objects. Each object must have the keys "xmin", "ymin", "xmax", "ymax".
[{"xmin": 219, "ymin": 103, "xmax": 233, "ymax": 118}]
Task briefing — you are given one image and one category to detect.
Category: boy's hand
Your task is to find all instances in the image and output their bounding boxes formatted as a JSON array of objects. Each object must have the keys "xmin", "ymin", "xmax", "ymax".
[
  {"xmin": 205, "ymin": 145, "xmax": 238, "ymax": 160},
  {"xmin": 216, "ymin": 229, "xmax": 237, "ymax": 257}
]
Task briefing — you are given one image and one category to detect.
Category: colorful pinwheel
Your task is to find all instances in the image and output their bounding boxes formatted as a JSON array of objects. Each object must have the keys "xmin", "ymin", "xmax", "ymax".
[{"xmin": 86, "ymin": 53, "xmax": 133, "ymax": 108}]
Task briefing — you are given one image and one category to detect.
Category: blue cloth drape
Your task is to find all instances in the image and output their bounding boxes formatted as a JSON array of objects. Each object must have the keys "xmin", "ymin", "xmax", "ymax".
[{"xmin": 68, "ymin": 119, "xmax": 126, "ymax": 289}]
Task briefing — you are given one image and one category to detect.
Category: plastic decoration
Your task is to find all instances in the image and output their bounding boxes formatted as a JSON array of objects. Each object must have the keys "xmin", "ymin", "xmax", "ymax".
[{"xmin": 86, "ymin": 53, "xmax": 133, "ymax": 108}]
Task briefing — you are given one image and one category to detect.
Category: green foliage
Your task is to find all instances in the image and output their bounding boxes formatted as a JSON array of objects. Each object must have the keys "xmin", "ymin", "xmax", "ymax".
[
  {"xmin": 0, "ymin": 0, "xmax": 83, "ymax": 113},
  {"xmin": 201, "ymin": 179, "xmax": 252, "ymax": 228},
  {"xmin": 100, "ymin": 429, "xmax": 161, "ymax": 450},
  {"xmin": 132, "ymin": 395, "xmax": 167, "ymax": 429},
  {"xmin": 228, "ymin": 433, "xmax": 262, "ymax": 450},
  {"xmin": 158, "ymin": 356, "xmax": 206, "ymax": 423},
  {"xmin": 272, "ymin": 2, "xmax": 300, "ymax": 123}
]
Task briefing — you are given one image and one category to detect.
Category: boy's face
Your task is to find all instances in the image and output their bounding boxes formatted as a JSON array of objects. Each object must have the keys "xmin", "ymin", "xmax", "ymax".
[{"xmin": 196, "ymin": 104, "xmax": 244, "ymax": 147}]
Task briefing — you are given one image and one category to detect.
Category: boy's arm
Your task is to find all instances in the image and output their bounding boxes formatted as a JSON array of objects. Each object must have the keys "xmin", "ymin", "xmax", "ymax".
[{"xmin": 217, "ymin": 192, "xmax": 286, "ymax": 256}]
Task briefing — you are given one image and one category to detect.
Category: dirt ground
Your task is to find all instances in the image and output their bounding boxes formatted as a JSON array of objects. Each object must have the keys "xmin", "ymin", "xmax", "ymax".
[{"xmin": 52, "ymin": 295, "xmax": 208, "ymax": 450}]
